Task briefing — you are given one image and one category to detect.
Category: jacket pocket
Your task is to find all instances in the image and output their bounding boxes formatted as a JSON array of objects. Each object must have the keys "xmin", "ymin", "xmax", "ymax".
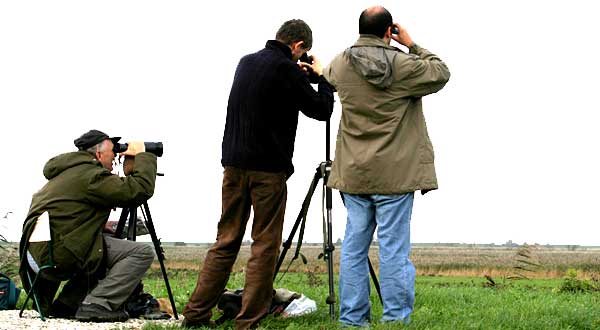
[{"xmin": 419, "ymin": 140, "xmax": 435, "ymax": 164}]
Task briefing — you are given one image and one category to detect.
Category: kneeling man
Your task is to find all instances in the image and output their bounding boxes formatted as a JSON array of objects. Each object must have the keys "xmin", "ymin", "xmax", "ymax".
[{"xmin": 19, "ymin": 129, "xmax": 157, "ymax": 322}]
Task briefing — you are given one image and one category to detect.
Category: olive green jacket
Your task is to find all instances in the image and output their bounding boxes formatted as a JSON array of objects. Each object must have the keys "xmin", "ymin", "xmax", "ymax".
[
  {"xmin": 323, "ymin": 35, "xmax": 450, "ymax": 194},
  {"xmin": 19, "ymin": 151, "xmax": 157, "ymax": 280}
]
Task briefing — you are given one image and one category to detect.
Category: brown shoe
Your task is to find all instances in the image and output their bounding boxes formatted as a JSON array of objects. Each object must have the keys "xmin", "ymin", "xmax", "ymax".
[{"xmin": 181, "ymin": 317, "xmax": 216, "ymax": 328}]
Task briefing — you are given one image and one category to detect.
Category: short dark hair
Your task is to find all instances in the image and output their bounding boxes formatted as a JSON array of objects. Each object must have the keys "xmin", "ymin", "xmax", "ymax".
[
  {"xmin": 359, "ymin": 6, "xmax": 393, "ymax": 38},
  {"xmin": 276, "ymin": 19, "xmax": 313, "ymax": 50}
]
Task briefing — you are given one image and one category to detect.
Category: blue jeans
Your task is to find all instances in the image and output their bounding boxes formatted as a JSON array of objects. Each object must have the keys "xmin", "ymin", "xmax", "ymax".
[{"xmin": 339, "ymin": 192, "xmax": 415, "ymax": 326}]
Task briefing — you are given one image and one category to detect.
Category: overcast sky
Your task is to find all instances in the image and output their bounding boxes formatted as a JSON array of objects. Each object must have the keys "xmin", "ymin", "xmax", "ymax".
[{"xmin": 1, "ymin": 1, "xmax": 599, "ymax": 246}]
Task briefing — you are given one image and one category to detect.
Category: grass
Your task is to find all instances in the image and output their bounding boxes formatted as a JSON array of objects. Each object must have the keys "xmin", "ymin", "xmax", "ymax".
[
  {"xmin": 412, "ymin": 277, "xmax": 600, "ymax": 329},
  {"xmin": 6, "ymin": 244, "xmax": 600, "ymax": 329},
  {"xmin": 141, "ymin": 269, "xmax": 600, "ymax": 330}
]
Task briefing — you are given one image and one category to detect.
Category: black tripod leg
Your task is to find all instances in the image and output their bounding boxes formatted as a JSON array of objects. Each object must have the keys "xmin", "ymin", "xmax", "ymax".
[
  {"xmin": 113, "ymin": 207, "xmax": 129, "ymax": 239},
  {"xmin": 324, "ymin": 185, "xmax": 336, "ymax": 320},
  {"xmin": 141, "ymin": 202, "xmax": 179, "ymax": 320},
  {"xmin": 368, "ymin": 258, "xmax": 383, "ymax": 305},
  {"xmin": 128, "ymin": 207, "xmax": 137, "ymax": 241},
  {"xmin": 274, "ymin": 169, "xmax": 322, "ymax": 280}
]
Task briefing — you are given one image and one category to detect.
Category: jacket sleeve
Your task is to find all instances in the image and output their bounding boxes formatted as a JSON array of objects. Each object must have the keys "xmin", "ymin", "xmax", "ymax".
[
  {"xmin": 322, "ymin": 63, "xmax": 337, "ymax": 89},
  {"xmin": 85, "ymin": 152, "xmax": 157, "ymax": 207},
  {"xmin": 288, "ymin": 64, "xmax": 334, "ymax": 121},
  {"xmin": 396, "ymin": 44, "xmax": 450, "ymax": 97}
]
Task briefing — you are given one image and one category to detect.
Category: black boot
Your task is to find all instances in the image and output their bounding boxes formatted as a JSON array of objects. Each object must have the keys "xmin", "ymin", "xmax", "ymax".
[
  {"xmin": 75, "ymin": 303, "xmax": 129, "ymax": 322},
  {"xmin": 49, "ymin": 300, "xmax": 77, "ymax": 319}
]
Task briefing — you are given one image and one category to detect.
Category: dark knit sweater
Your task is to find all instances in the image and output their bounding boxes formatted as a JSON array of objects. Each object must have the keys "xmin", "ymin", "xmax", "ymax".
[{"xmin": 221, "ymin": 40, "xmax": 334, "ymax": 177}]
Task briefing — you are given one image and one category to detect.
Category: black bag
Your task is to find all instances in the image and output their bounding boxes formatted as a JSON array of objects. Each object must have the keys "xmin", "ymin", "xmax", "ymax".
[
  {"xmin": 0, "ymin": 272, "xmax": 22, "ymax": 310},
  {"xmin": 216, "ymin": 289, "xmax": 244, "ymax": 324},
  {"xmin": 215, "ymin": 289, "xmax": 299, "ymax": 324},
  {"xmin": 125, "ymin": 282, "xmax": 170, "ymax": 320}
]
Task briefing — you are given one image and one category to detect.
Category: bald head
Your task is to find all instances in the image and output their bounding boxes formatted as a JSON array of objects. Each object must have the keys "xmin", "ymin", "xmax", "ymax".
[
  {"xmin": 365, "ymin": 5, "xmax": 386, "ymax": 15},
  {"xmin": 359, "ymin": 6, "xmax": 393, "ymax": 38}
]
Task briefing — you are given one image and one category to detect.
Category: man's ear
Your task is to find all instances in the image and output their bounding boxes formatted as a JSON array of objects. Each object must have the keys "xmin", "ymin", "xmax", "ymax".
[
  {"xmin": 384, "ymin": 26, "xmax": 392, "ymax": 39},
  {"xmin": 291, "ymin": 40, "xmax": 305, "ymax": 52}
]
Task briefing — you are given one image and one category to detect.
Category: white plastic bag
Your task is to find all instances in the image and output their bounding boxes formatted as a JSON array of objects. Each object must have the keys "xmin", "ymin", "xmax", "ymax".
[{"xmin": 281, "ymin": 294, "xmax": 317, "ymax": 318}]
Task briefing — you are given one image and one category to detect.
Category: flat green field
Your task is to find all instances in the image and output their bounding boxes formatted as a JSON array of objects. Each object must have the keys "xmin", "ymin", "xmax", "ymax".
[
  {"xmin": 143, "ymin": 270, "xmax": 600, "ymax": 330},
  {"xmin": 138, "ymin": 245, "xmax": 600, "ymax": 329},
  {"xmin": 4, "ymin": 244, "xmax": 600, "ymax": 329}
]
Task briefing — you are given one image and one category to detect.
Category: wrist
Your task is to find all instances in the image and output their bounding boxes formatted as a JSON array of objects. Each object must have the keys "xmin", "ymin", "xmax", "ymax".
[{"xmin": 408, "ymin": 43, "xmax": 420, "ymax": 53}]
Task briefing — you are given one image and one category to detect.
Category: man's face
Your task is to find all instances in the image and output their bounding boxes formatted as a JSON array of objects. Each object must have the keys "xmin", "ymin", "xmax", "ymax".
[{"xmin": 96, "ymin": 139, "xmax": 116, "ymax": 171}]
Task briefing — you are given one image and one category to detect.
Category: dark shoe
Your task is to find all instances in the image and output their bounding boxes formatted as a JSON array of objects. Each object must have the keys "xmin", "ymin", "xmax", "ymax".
[
  {"xmin": 75, "ymin": 303, "xmax": 129, "ymax": 322},
  {"xmin": 181, "ymin": 317, "xmax": 216, "ymax": 328},
  {"xmin": 49, "ymin": 300, "xmax": 77, "ymax": 319}
]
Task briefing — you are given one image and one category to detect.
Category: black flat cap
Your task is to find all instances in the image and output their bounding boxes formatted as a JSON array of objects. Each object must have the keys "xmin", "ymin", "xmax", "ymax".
[{"xmin": 74, "ymin": 129, "xmax": 121, "ymax": 150}]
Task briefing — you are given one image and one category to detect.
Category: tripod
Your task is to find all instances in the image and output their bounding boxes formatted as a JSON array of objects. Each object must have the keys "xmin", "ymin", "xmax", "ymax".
[
  {"xmin": 273, "ymin": 119, "xmax": 336, "ymax": 319},
  {"xmin": 273, "ymin": 120, "xmax": 383, "ymax": 320},
  {"xmin": 113, "ymin": 202, "xmax": 179, "ymax": 320}
]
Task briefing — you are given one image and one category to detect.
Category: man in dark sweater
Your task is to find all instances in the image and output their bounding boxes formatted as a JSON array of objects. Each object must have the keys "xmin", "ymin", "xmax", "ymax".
[{"xmin": 182, "ymin": 19, "xmax": 334, "ymax": 330}]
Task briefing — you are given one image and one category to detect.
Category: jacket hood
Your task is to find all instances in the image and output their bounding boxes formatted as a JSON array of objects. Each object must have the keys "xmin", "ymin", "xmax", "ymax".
[
  {"xmin": 343, "ymin": 35, "xmax": 398, "ymax": 89},
  {"xmin": 43, "ymin": 151, "xmax": 102, "ymax": 180}
]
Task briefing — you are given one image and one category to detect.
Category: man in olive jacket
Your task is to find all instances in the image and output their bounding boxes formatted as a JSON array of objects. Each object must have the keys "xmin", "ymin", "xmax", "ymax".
[
  {"xmin": 19, "ymin": 130, "xmax": 157, "ymax": 322},
  {"xmin": 323, "ymin": 6, "xmax": 450, "ymax": 327}
]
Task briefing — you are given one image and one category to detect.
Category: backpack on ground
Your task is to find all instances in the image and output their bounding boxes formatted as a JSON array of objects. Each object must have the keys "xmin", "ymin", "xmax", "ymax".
[
  {"xmin": 215, "ymin": 288, "xmax": 302, "ymax": 324},
  {"xmin": 124, "ymin": 282, "xmax": 170, "ymax": 320},
  {"xmin": 0, "ymin": 272, "xmax": 22, "ymax": 310}
]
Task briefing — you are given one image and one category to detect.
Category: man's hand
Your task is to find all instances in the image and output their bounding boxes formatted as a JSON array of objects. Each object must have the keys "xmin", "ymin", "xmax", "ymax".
[
  {"xmin": 391, "ymin": 23, "xmax": 414, "ymax": 48},
  {"xmin": 120, "ymin": 141, "xmax": 145, "ymax": 157},
  {"xmin": 123, "ymin": 155, "xmax": 135, "ymax": 176},
  {"xmin": 104, "ymin": 220, "xmax": 117, "ymax": 234},
  {"xmin": 299, "ymin": 55, "xmax": 324, "ymax": 77}
]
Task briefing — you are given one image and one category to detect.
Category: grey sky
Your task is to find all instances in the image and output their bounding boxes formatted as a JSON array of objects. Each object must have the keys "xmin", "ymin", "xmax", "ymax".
[{"xmin": 1, "ymin": 0, "xmax": 599, "ymax": 245}]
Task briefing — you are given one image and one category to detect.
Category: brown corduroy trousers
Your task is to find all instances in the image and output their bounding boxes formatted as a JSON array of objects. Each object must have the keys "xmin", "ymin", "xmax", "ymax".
[{"xmin": 183, "ymin": 167, "xmax": 287, "ymax": 330}]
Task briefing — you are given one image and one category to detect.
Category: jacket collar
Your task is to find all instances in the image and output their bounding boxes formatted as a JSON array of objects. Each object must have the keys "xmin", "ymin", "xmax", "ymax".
[
  {"xmin": 266, "ymin": 40, "xmax": 293, "ymax": 60},
  {"xmin": 353, "ymin": 35, "xmax": 395, "ymax": 50}
]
